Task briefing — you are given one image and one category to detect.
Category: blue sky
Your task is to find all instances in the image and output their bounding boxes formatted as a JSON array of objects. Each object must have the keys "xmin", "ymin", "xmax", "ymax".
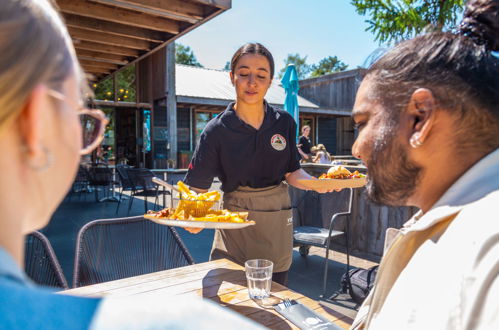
[{"xmin": 178, "ymin": 0, "xmax": 383, "ymax": 74}]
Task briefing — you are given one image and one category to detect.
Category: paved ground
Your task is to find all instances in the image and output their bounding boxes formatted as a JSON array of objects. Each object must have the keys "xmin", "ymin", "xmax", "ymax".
[{"xmin": 42, "ymin": 189, "xmax": 378, "ymax": 320}]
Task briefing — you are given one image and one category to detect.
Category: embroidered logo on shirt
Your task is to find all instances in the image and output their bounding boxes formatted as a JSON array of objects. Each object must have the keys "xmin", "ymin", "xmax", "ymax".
[{"xmin": 271, "ymin": 134, "xmax": 286, "ymax": 151}]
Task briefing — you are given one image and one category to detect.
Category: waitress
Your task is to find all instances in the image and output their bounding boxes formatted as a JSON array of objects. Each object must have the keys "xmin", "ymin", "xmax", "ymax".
[{"xmin": 184, "ymin": 43, "xmax": 326, "ymax": 285}]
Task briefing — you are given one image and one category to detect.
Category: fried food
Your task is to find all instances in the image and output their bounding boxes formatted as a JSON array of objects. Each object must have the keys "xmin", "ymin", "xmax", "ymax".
[
  {"xmin": 318, "ymin": 166, "xmax": 365, "ymax": 179},
  {"xmin": 147, "ymin": 181, "xmax": 250, "ymax": 224}
]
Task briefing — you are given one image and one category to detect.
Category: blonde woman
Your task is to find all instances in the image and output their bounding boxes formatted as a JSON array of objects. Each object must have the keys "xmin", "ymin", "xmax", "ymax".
[
  {"xmin": 313, "ymin": 144, "xmax": 331, "ymax": 164},
  {"xmin": 0, "ymin": 1, "xmax": 259, "ymax": 328}
]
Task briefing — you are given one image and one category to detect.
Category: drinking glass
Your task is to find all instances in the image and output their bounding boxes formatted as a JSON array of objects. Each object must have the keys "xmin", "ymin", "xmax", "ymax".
[{"xmin": 245, "ymin": 259, "xmax": 273, "ymax": 299}]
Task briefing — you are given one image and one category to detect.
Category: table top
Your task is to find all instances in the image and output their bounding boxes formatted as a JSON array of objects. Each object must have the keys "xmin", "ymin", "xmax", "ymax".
[{"xmin": 64, "ymin": 259, "xmax": 353, "ymax": 329}]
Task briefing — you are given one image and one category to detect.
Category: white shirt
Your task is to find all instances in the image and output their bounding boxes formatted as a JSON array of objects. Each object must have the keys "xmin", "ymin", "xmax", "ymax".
[{"xmin": 354, "ymin": 148, "xmax": 499, "ymax": 330}]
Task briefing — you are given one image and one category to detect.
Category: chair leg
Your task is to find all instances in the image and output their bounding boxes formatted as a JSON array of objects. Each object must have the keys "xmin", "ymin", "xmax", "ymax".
[
  {"xmin": 321, "ymin": 239, "xmax": 331, "ymax": 299},
  {"xmin": 115, "ymin": 189, "xmax": 123, "ymax": 214},
  {"xmin": 127, "ymin": 192, "xmax": 135, "ymax": 215}
]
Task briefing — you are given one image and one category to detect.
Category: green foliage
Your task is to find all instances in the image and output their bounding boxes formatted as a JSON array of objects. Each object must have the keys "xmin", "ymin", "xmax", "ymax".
[
  {"xmin": 175, "ymin": 43, "xmax": 203, "ymax": 67},
  {"xmin": 279, "ymin": 54, "xmax": 348, "ymax": 79},
  {"xmin": 310, "ymin": 56, "xmax": 348, "ymax": 77},
  {"xmin": 93, "ymin": 64, "xmax": 136, "ymax": 102},
  {"xmin": 278, "ymin": 53, "xmax": 311, "ymax": 79},
  {"xmin": 351, "ymin": 0, "xmax": 465, "ymax": 43}
]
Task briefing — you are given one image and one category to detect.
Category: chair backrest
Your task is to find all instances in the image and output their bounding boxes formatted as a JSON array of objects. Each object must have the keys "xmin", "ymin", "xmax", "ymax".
[
  {"xmin": 87, "ymin": 166, "xmax": 113, "ymax": 186},
  {"xmin": 128, "ymin": 168, "xmax": 156, "ymax": 191},
  {"xmin": 24, "ymin": 231, "xmax": 69, "ymax": 289},
  {"xmin": 116, "ymin": 165, "xmax": 133, "ymax": 189},
  {"xmin": 73, "ymin": 216, "xmax": 195, "ymax": 287}
]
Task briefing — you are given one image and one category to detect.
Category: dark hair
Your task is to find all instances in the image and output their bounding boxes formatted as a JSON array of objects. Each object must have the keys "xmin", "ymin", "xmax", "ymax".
[
  {"xmin": 230, "ymin": 43, "xmax": 275, "ymax": 79},
  {"xmin": 366, "ymin": 0, "xmax": 499, "ymax": 153}
]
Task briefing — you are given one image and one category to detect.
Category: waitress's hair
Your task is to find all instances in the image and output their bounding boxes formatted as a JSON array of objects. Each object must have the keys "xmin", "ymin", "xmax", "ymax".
[
  {"xmin": 0, "ymin": 0, "xmax": 79, "ymax": 131},
  {"xmin": 230, "ymin": 43, "xmax": 275, "ymax": 79},
  {"xmin": 366, "ymin": 0, "xmax": 499, "ymax": 154},
  {"xmin": 301, "ymin": 125, "xmax": 310, "ymax": 133}
]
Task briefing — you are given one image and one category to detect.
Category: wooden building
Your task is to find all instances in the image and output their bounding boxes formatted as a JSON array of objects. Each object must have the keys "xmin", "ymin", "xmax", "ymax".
[
  {"xmin": 298, "ymin": 69, "xmax": 366, "ymax": 155},
  {"xmin": 57, "ymin": 0, "xmax": 232, "ymax": 168}
]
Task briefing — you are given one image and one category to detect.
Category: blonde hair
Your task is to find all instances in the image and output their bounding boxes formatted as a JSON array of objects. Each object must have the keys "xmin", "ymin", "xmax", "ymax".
[{"xmin": 0, "ymin": 0, "xmax": 80, "ymax": 132}]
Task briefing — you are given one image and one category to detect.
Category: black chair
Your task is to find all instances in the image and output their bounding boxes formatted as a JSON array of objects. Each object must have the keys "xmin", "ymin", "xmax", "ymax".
[
  {"xmin": 293, "ymin": 188, "xmax": 353, "ymax": 299},
  {"xmin": 126, "ymin": 168, "xmax": 169, "ymax": 214},
  {"xmin": 115, "ymin": 165, "xmax": 134, "ymax": 214},
  {"xmin": 24, "ymin": 231, "xmax": 69, "ymax": 289},
  {"xmin": 73, "ymin": 216, "xmax": 194, "ymax": 287},
  {"xmin": 87, "ymin": 165, "xmax": 115, "ymax": 202}
]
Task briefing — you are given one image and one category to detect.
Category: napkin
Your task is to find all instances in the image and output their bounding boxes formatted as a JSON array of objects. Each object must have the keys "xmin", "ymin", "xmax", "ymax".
[{"xmin": 273, "ymin": 300, "xmax": 342, "ymax": 330}]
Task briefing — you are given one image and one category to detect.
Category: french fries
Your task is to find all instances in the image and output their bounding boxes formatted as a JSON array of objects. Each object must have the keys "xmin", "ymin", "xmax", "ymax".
[{"xmin": 148, "ymin": 181, "xmax": 249, "ymax": 224}]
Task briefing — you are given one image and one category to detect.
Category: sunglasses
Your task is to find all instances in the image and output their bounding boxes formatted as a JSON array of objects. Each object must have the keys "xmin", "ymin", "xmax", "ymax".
[{"xmin": 48, "ymin": 89, "xmax": 109, "ymax": 155}]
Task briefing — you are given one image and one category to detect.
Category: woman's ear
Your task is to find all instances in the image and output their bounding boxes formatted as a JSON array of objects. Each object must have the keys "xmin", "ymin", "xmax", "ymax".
[
  {"xmin": 229, "ymin": 71, "xmax": 234, "ymax": 86},
  {"xmin": 407, "ymin": 88, "xmax": 436, "ymax": 145},
  {"xmin": 18, "ymin": 85, "xmax": 48, "ymax": 160}
]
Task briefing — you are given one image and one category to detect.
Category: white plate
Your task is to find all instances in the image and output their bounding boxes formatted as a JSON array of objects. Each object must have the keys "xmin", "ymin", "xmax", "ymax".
[
  {"xmin": 298, "ymin": 177, "xmax": 367, "ymax": 190},
  {"xmin": 144, "ymin": 214, "xmax": 256, "ymax": 229}
]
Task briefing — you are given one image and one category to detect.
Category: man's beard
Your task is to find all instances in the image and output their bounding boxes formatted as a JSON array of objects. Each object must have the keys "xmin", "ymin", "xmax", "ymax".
[{"xmin": 365, "ymin": 122, "xmax": 422, "ymax": 206}]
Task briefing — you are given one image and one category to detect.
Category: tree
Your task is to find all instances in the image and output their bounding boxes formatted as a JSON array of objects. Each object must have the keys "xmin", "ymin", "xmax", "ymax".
[
  {"xmin": 278, "ymin": 53, "xmax": 311, "ymax": 80},
  {"xmin": 351, "ymin": 0, "xmax": 465, "ymax": 44},
  {"xmin": 310, "ymin": 56, "xmax": 348, "ymax": 77},
  {"xmin": 175, "ymin": 43, "xmax": 203, "ymax": 67}
]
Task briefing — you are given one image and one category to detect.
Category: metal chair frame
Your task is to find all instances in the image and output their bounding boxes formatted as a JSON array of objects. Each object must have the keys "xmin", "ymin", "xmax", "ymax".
[
  {"xmin": 73, "ymin": 216, "xmax": 194, "ymax": 288},
  {"xmin": 293, "ymin": 188, "xmax": 353, "ymax": 299},
  {"xmin": 24, "ymin": 231, "xmax": 69, "ymax": 289}
]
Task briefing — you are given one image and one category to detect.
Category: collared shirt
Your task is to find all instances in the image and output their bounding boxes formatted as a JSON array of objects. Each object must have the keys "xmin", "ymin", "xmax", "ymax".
[
  {"xmin": 0, "ymin": 247, "xmax": 262, "ymax": 329},
  {"xmin": 353, "ymin": 148, "xmax": 499, "ymax": 330},
  {"xmin": 185, "ymin": 101, "xmax": 301, "ymax": 193}
]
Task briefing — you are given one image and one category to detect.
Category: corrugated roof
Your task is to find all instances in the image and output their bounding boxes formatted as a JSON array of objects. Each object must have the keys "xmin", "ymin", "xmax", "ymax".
[{"xmin": 176, "ymin": 64, "xmax": 319, "ymax": 108}]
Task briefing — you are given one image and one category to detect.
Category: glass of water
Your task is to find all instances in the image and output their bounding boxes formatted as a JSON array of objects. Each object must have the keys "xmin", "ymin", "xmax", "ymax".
[{"xmin": 245, "ymin": 259, "xmax": 273, "ymax": 300}]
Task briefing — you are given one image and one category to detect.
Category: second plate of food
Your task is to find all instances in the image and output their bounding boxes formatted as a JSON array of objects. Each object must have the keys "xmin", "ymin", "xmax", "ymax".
[
  {"xmin": 144, "ymin": 214, "xmax": 256, "ymax": 229},
  {"xmin": 298, "ymin": 177, "xmax": 367, "ymax": 190}
]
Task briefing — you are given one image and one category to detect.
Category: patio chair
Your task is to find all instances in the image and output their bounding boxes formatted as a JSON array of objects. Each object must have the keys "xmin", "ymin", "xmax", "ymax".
[
  {"xmin": 293, "ymin": 188, "xmax": 353, "ymax": 299},
  {"xmin": 73, "ymin": 216, "xmax": 194, "ymax": 287},
  {"xmin": 126, "ymin": 168, "xmax": 169, "ymax": 215},
  {"xmin": 115, "ymin": 164, "xmax": 134, "ymax": 214},
  {"xmin": 87, "ymin": 164, "xmax": 115, "ymax": 202},
  {"xmin": 24, "ymin": 231, "xmax": 69, "ymax": 289}
]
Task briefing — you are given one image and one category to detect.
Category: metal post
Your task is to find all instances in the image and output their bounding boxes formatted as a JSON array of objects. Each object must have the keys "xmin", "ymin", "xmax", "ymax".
[{"xmin": 166, "ymin": 42, "xmax": 177, "ymax": 167}]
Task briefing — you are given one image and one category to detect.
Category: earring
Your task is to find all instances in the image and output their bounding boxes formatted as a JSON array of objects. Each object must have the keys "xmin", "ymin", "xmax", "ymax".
[
  {"xmin": 409, "ymin": 133, "xmax": 423, "ymax": 148},
  {"xmin": 25, "ymin": 146, "xmax": 53, "ymax": 171}
]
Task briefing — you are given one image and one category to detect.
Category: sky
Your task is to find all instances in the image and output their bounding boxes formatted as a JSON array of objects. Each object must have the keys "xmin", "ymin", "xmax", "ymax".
[{"xmin": 178, "ymin": 0, "xmax": 384, "ymax": 74}]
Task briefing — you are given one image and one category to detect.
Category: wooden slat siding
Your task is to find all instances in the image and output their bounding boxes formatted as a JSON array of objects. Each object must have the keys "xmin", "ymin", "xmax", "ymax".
[
  {"xmin": 81, "ymin": 66, "xmax": 112, "ymax": 75},
  {"xmin": 57, "ymin": 0, "xmax": 180, "ymax": 34},
  {"xmin": 75, "ymin": 40, "xmax": 140, "ymax": 57},
  {"xmin": 91, "ymin": 0, "xmax": 203, "ymax": 24},
  {"xmin": 63, "ymin": 14, "xmax": 168, "ymax": 43},
  {"xmin": 68, "ymin": 27, "xmax": 153, "ymax": 50},
  {"xmin": 76, "ymin": 49, "xmax": 130, "ymax": 63},
  {"xmin": 78, "ymin": 56, "xmax": 128, "ymax": 66},
  {"xmin": 151, "ymin": 48, "xmax": 166, "ymax": 100}
]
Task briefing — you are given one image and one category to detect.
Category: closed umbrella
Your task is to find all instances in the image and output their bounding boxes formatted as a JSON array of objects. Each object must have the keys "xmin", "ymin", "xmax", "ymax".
[{"xmin": 280, "ymin": 65, "xmax": 300, "ymax": 140}]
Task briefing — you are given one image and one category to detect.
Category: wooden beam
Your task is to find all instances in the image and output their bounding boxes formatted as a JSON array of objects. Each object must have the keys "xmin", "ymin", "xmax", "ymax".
[
  {"xmin": 90, "ymin": 0, "xmax": 202, "ymax": 24},
  {"xmin": 81, "ymin": 66, "xmax": 113, "ymax": 74},
  {"xmin": 79, "ymin": 59, "xmax": 118, "ymax": 70},
  {"xmin": 191, "ymin": 0, "xmax": 231, "ymax": 10},
  {"xmin": 57, "ymin": 0, "xmax": 180, "ymax": 33},
  {"xmin": 75, "ymin": 49, "xmax": 130, "ymax": 65},
  {"xmin": 63, "ymin": 13, "xmax": 168, "ymax": 43},
  {"xmin": 68, "ymin": 26, "xmax": 152, "ymax": 50},
  {"xmin": 74, "ymin": 40, "xmax": 140, "ymax": 57}
]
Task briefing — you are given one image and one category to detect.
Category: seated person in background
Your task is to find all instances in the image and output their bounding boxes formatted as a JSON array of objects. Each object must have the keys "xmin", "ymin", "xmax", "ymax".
[
  {"xmin": 0, "ymin": 1, "xmax": 260, "ymax": 329},
  {"xmin": 312, "ymin": 144, "xmax": 331, "ymax": 164},
  {"xmin": 351, "ymin": 0, "xmax": 499, "ymax": 328}
]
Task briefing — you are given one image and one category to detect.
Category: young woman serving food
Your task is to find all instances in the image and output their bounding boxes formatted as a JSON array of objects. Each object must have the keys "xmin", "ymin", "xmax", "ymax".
[{"xmin": 184, "ymin": 43, "xmax": 330, "ymax": 285}]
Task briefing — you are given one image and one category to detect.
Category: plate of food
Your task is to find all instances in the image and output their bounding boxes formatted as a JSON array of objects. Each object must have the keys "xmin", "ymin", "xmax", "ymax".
[
  {"xmin": 144, "ymin": 181, "xmax": 256, "ymax": 229},
  {"xmin": 298, "ymin": 165, "xmax": 367, "ymax": 190}
]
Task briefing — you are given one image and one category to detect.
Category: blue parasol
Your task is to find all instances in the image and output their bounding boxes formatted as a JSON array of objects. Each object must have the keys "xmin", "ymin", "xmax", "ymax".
[{"xmin": 280, "ymin": 65, "xmax": 300, "ymax": 140}]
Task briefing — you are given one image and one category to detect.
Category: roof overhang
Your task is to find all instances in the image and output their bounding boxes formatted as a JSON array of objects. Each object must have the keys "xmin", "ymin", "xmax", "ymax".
[{"xmin": 56, "ymin": 0, "xmax": 231, "ymax": 82}]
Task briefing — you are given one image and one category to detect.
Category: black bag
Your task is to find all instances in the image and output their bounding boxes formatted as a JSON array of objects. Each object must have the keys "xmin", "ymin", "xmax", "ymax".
[{"xmin": 340, "ymin": 265, "xmax": 379, "ymax": 305}]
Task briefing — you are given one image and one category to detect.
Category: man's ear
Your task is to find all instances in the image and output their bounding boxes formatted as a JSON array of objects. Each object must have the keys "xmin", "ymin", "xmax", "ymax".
[
  {"xmin": 407, "ymin": 88, "xmax": 436, "ymax": 144},
  {"xmin": 18, "ymin": 85, "xmax": 47, "ymax": 160}
]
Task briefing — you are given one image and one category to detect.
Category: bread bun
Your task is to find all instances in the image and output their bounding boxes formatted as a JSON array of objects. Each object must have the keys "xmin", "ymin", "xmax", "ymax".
[{"xmin": 327, "ymin": 165, "xmax": 351, "ymax": 176}]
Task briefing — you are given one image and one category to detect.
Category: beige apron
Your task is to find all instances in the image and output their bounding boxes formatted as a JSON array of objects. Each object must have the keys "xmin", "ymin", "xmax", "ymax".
[{"xmin": 210, "ymin": 182, "xmax": 293, "ymax": 273}]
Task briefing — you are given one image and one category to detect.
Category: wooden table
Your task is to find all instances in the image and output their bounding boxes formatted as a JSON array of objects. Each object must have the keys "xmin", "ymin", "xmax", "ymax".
[{"xmin": 64, "ymin": 259, "xmax": 353, "ymax": 329}]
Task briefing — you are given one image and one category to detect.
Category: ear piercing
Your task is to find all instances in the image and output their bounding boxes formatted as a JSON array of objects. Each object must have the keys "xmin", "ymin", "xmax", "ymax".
[{"xmin": 409, "ymin": 133, "xmax": 423, "ymax": 148}]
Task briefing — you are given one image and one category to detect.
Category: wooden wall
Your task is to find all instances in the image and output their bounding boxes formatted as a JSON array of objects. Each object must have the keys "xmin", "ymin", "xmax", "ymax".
[{"xmin": 298, "ymin": 69, "xmax": 366, "ymax": 111}]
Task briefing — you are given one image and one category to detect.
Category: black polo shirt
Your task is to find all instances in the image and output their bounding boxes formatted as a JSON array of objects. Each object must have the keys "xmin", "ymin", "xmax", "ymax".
[
  {"xmin": 298, "ymin": 135, "xmax": 312, "ymax": 154},
  {"xmin": 184, "ymin": 102, "xmax": 301, "ymax": 193}
]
